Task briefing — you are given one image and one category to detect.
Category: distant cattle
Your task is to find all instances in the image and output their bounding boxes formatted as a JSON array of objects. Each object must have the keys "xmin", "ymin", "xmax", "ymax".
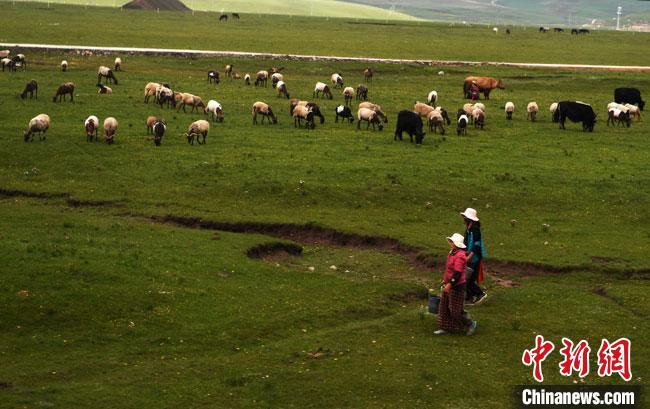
[
  {"xmin": 539, "ymin": 27, "xmax": 549, "ymax": 33},
  {"xmin": 553, "ymin": 101, "xmax": 596, "ymax": 132},
  {"xmin": 554, "ymin": 28, "xmax": 564, "ymax": 33},
  {"xmin": 463, "ymin": 76, "xmax": 504, "ymax": 100},
  {"xmin": 219, "ymin": 14, "xmax": 228, "ymax": 22},
  {"xmin": 614, "ymin": 88, "xmax": 645, "ymax": 111}
]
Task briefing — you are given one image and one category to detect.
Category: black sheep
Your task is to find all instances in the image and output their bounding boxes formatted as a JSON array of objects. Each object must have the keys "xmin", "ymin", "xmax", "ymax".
[{"xmin": 394, "ymin": 110, "xmax": 425, "ymax": 144}]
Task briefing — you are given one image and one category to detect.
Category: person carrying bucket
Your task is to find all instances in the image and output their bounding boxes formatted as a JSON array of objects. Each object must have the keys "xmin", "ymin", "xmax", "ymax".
[{"xmin": 435, "ymin": 233, "xmax": 478, "ymax": 336}]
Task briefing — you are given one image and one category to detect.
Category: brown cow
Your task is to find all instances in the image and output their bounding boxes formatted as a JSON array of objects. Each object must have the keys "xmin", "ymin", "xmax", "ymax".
[{"xmin": 463, "ymin": 76, "xmax": 505, "ymax": 100}]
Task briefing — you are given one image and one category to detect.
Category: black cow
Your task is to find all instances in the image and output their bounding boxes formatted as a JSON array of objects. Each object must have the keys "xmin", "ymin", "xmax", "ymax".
[
  {"xmin": 553, "ymin": 101, "xmax": 596, "ymax": 132},
  {"xmin": 614, "ymin": 88, "xmax": 645, "ymax": 111},
  {"xmin": 554, "ymin": 28, "xmax": 564, "ymax": 33},
  {"xmin": 335, "ymin": 105, "xmax": 354, "ymax": 123},
  {"xmin": 571, "ymin": 29, "xmax": 579, "ymax": 35},
  {"xmin": 578, "ymin": 29, "xmax": 590, "ymax": 34},
  {"xmin": 394, "ymin": 110, "xmax": 425, "ymax": 144}
]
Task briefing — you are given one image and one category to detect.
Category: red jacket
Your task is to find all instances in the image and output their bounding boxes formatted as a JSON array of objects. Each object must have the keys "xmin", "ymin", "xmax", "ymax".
[{"xmin": 444, "ymin": 249, "xmax": 467, "ymax": 286}]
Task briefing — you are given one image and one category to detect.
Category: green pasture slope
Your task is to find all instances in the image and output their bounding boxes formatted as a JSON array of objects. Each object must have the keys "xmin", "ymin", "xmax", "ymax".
[
  {"xmin": 1, "ymin": 8, "xmax": 649, "ymax": 408},
  {"xmin": 2, "ymin": 3, "xmax": 650, "ymax": 65}
]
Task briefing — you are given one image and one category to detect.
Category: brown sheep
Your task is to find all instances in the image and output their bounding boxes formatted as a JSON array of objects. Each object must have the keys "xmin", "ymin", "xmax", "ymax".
[
  {"xmin": 53, "ymin": 82, "xmax": 75, "ymax": 102},
  {"xmin": 252, "ymin": 101, "xmax": 278, "ymax": 124},
  {"xmin": 146, "ymin": 116, "xmax": 157, "ymax": 134}
]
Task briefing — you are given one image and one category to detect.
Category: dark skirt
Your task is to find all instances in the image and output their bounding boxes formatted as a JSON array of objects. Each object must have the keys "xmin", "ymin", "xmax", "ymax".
[{"xmin": 437, "ymin": 283, "xmax": 471, "ymax": 333}]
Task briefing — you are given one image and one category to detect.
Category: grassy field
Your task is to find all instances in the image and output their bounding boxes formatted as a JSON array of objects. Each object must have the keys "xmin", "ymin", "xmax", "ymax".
[
  {"xmin": 0, "ymin": 16, "xmax": 649, "ymax": 409},
  {"xmin": 2, "ymin": 3, "xmax": 650, "ymax": 65}
]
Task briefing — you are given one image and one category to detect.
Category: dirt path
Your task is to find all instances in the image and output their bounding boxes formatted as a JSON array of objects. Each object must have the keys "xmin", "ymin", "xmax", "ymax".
[{"xmin": 2, "ymin": 42, "xmax": 650, "ymax": 71}]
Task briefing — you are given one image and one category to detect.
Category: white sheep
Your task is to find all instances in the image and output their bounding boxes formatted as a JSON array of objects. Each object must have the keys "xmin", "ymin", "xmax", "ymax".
[
  {"xmin": 85, "ymin": 115, "xmax": 99, "ymax": 142},
  {"xmin": 255, "ymin": 70, "xmax": 269, "ymax": 86},
  {"xmin": 505, "ymin": 102, "xmax": 515, "ymax": 120},
  {"xmin": 624, "ymin": 103, "xmax": 641, "ymax": 121},
  {"xmin": 271, "ymin": 72, "xmax": 283, "ymax": 87},
  {"xmin": 438, "ymin": 71, "xmax": 445, "ymax": 76},
  {"xmin": 427, "ymin": 109, "xmax": 445, "ymax": 134},
  {"xmin": 144, "ymin": 82, "xmax": 160, "ymax": 103},
  {"xmin": 472, "ymin": 107, "xmax": 485, "ymax": 129},
  {"xmin": 244, "ymin": 74, "xmax": 251, "ymax": 85},
  {"xmin": 357, "ymin": 107, "xmax": 383, "ymax": 131},
  {"xmin": 473, "ymin": 102, "xmax": 485, "ymax": 112},
  {"xmin": 331, "ymin": 73, "xmax": 344, "ymax": 88},
  {"xmin": 60, "ymin": 60, "xmax": 68, "ymax": 72},
  {"xmin": 358, "ymin": 102, "xmax": 388, "ymax": 123},
  {"xmin": 205, "ymin": 100, "xmax": 224, "ymax": 122},
  {"xmin": 98, "ymin": 66, "xmax": 118, "ymax": 84},
  {"xmin": 550, "ymin": 102, "xmax": 559, "ymax": 122},
  {"xmin": 24, "ymin": 114, "xmax": 50, "ymax": 142},
  {"xmin": 97, "ymin": 84, "xmax": 113, "ymax": 94},
  {"xmin": 114, "ymin": 57, "xmax": 122, "ymax": 71},
  {"xmin": 427, "ymin": 90, "xmax": 438, "ymax": 107},
  {"xmin": 343, "ymin": 86, "xmax": 355, "ymax": 106},
  {"xmin": 252, "ymin": 101, "xmax": 278, "ymax": 125},
  {"xmin": 527, "ymin": 102, "xmax": 539, "ymax": 121},
  {"xmin": 275, "ymin": 80, "xmax": 290, "ymax": 99},
  {"xmin": 314, "ymin": 82, "xmax": 333, "ymax": 99},
  {"xmin": 103, "ymin": 117, "xmax": 118, "ymax": 144},
  {"xmin": 186, "ymin": 119, "xmax": 209, "ymax": 145}
]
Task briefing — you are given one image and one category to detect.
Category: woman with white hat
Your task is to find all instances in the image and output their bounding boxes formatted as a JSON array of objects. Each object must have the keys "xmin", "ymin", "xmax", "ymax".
[
  {"xmin": 461, "ymin": 208, "xmax": 487, "ymax": 305},
  {"xmin": 435, "ymin": 233, "xmax": 478, "ymax": 336}
]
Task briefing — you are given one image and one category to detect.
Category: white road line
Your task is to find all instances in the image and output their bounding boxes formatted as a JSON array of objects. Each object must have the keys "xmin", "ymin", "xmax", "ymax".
[{"xmin": 2, "ymin": 42, "xmax": 650, "ymax": 71}]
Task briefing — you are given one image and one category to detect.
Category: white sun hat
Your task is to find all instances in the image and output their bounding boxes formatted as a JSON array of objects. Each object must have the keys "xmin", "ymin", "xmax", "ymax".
[
  {"xmin": 446, "ymin": 233, "xmax": 466, "ymax": 249},
  {"xmin": 460, "ymin": 207, "xmax": 479, "ymax": 221}
]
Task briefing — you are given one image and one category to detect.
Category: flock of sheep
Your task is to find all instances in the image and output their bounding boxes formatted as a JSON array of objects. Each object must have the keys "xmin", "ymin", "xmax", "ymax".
[{"xmin": 8, "ymin": 50, "xmax": 645, "ymax": 146}]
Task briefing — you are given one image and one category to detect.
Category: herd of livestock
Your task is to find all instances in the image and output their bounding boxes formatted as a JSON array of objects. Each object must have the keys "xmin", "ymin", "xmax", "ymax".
[{"xmin": 2, "ymin": 50, "xmax": 646, "ymax": 146}]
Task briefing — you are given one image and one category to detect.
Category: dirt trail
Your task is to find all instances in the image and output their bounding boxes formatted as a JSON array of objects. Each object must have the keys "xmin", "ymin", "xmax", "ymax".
[{"xmin": 2, "ymin": 42, "xmax": 650, "ymax": 71}]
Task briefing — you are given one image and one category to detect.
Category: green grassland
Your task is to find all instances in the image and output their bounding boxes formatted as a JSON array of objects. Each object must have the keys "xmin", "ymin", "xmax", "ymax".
[
  {"xmin": 2, "ymin": 3, "xmax": 650, "ymax": 65},
  {"xmin": 0, "ymin": 13, "xmax": 649, "ymax": 408}
]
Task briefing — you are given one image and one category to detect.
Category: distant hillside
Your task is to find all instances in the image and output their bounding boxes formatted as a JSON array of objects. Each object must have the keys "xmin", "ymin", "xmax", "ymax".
[
  {"xmin": 344, "ymin": 0, "xmax": 650, "ymax": 28},
  {"xmin": 123, "ymin": 0, "xmax": 190, "ymax": 11},
  {"xmin": 9, "ymin": 0, "xmax": 419, "ymax": 21}
]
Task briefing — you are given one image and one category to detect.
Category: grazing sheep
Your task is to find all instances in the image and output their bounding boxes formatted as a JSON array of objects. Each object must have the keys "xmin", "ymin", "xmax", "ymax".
[
  {"xmin": 427, "ymin": 109, "xmax": 445, "ymax": 135},
  {"xmin": 225, "ymin": 64, "xmax": 233, "ymax": 77},
  {"xmin": 268, "ymin": 67, "xmax": 284, "ymax": 75},
  {"xmin": 177, "ymin": 94, "xmax": 206, "ymax": 113},
  {"xmin": 146, "ymin": 116, "xmax": 157, "ymax": 134},
  {"xmin": 427, "ymin": 90, "xmax": 438, "ymax": 107},
  {"xmin": 356, "ymin": 84, "xmax": 368, "ymax": 101},
  {"xmin": 85, "ymin": 115, "xmax": 99, "ymax": 142},
  {"xmin": 527, "ymin": 102, "xmax": 539, "ymax": 121},
  {"xmin": 207, "ymin": 70, "xmax": 220, "ymax": 84},
  {"xmin": 289, "ymin": 99, "xmax": 306, "ymax": 115},
  {"xmin": 457, "ymin": 114, "xmax": 468, "ymax": 136},
  {"xmin": 244, "ymin": 74, "xmax": 251, "ymax": 85},
  {"xmin": 363, "ymin": 67, "xmax": 373, "ymax": 83},
  {"xmin": 23, "ymin": 114, "xmax": 50, "ymax": 142},
  {"xmin": 232, "ymin": 72, "xmax": 241, "ymax": 80},
  {"xmin": 335, "ymin": 104, "xmax": 354, "ymax": 123},
  {"xmin": 20, "ymin": 80, "xmax": 38, "ymax": 99},
  {"xmin": 358, "ymin": 102, "xmax": 388, "ymax": 123},
  {"xmin": 1, "ymin": 58, "xmax": 15, "ymax": 72},
  {"xmin": 186, "ymin": 119, "xmax": 209, "ymax": 145},
  {"xmin": 97, "ymin": 83, "xmax": 113, "ymax": 94},
  {"xmin": 114, "ymin": 57, "xmax": 122, "ymax": 71},
  {"xmin": 473, "ymin": 102, "xmax": 486, "ymax": 112},
  {"xmin": 52, "ymin": 82, "xmax": 75, "ymax": 102},
  {"xmin": 357, "ymin": 107, "xmax": 383, "ymax": 131},
  {"xmin": 152, "ymin": 120, "xmax": 166, "ymax": 146},
  {"xmin": 550, "ymin": 102, "xmax": 559, "ymax": 122},
  {"xmin": 103, "ymin": 117, "xmax": 118, "ymax": 144},
  {"xmin": 293, "ymin": 105, "xmax": 315, "ymax": 129},
  {"xmin": 343, "ymin": 87, "xmax": 354, "ymax": 106},
  {"xmin": 331, "ymin": 73, "xmax": 344, "ymax": 88},
  {"xmin": 98, "ymin": 66, "xmax": 118, "ymax": 85},
  {"xmin": 271, "ymin": 73, "xmax": 283, "ymax": 88},
  {"xmin": 0, "ymin": 50, "xmax": 9, "ymax": 58},
  {"xmin": 144, "ymin": 82, "xmax": 160, "ymax": 103},
  {"xmin": 255, "ymin": 70, "xmax": 269, "ymax": 87},
  {"xmin": 624, "ymin": 104, "xmax": 641, "ymax": 121},
  {"xmin": 12, "ymin": 54, "xmax": 26, "ymax": 71},
  {"xmin": 492, "ymin": 27, "xmax": 498, "ymax": 33},
  {"xmin": 463, "ymin": 103, "xmax": 474, "ymax": 118},
  {"xmin": 205, "ymin": 100, "xmax": 224, "ymax": 122},
  {"xmin": 276, "ymin": 80, "xmax": 290, "ymax": 99},
  {"xmin": 252, "ymin": 101, "xmax": 278, "ymax": 125},
  {"xmin": 314, "ymin": 82, "xmax": 333, "ymax": 99},
  {"xmin": 289, "ymin": 100, "xmax": 324, "ymax": 124},
  {"xmin": 438, "ymin": 71, "xmax": 445, "ymax": 76},
  {"xmin": 505, "ymin": 101, "xmax": 515, "ymax": 120},
  {"xmin": 607, "ymin": 107, "xmax": 631, "ymax": 127},
  {"xmin": 414, "ymin": 101, "xmax": 436, "ymax": 118},
  {"xmin": 472, "ymin": 107, "xmax": 485, "ymax": 129},
  {"xmin": 156, "ymin": 85, "xmax": 175, "ymax": 108},
  {"xmin": 60, "ymin": 60, "xmax": 68, "ymax": 72}
]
